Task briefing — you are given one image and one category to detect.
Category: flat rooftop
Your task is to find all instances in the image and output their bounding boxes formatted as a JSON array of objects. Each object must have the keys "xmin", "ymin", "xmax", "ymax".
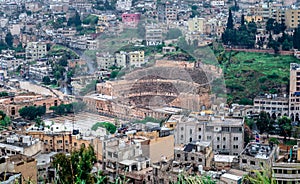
[{"xmin": 241, "ymin": 142, "xmax": 274, "ymax": 159}]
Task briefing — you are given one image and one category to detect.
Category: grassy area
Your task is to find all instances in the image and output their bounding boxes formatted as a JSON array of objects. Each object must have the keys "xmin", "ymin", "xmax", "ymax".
[{"xmin": 217, "ymin": 51, "xmax": 299, "ymax": 104}]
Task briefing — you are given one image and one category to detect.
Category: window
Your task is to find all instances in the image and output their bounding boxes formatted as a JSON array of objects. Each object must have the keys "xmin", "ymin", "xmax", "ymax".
[
  {"xmin": 198, "ymin": 128, "xmax": 201, "ymax": 131},
  {"xmin": 181, "ymin": 127, "xmax": 184, "ymax": 131},
  {"xmin": 223, "ymin": 137, "xmax": 226, "ymax": 141},
  {"xmin": 198, "ymin": 158, "xmax": 202, "ymax": 162},
  {"xmin": 191, "ymin": 157, "xmax": 194, "ymax": 160},
  {"xmin": 74, "ymin": 142, "xmax": 77, "ymax": 146},
  {"xmin": 250, "ymin": 161, "xmax": 255, "ymax": 165},
  {"xmin": 217, "ymin": 137, "xmax": 220, "ymax": 141},
  {"xmin": 207, "ymin": 136, "xmax": 211, "ymax": 140},
  {"xmin": 189, "ymin": 137, "xmax": 192, "ymax": 142},
  {"xmin": 57, "ymin": 140, "xmax": 62, "ymax": 144},
  {"xmin": 223, "ymin": 145, "xmax": 226, "ymax": 149},
  {"xmin": 233, "ymin": 137, "xmax": 238, "ymax": 141},
  {"xmin": 233, "ymin": 145, "xmax": 238, "ymax": 149},
  {"xmin": 217, "ymin": 145, "xmax": 220, "ymax": 149},
  {"xmin": 177, "ymin": 154, "xmax": 181, "ymax": 158},
  {"xmin": 190, "ymin": 129, "xmax": 192, "ymax": 134},
  {"xmin": 198, "ymin": 135, "xmax": 201, "ymax": 140}
]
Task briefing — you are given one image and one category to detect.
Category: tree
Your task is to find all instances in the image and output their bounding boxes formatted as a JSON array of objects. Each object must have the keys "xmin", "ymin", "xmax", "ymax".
[
  {"xmin": 91, "ymin": 122, "xmax": 116, "ymax": 134},
  {"xmin": 19, "ymin": 106, "xmax": 46, "ymax": 120},
  {"xmin": 52, "ymin": 145, "xmax": 96, "ymax": 184},
  {"xmin": 226, "ymin": 9, "xmax": 234, "ymax": 30},
  {"xmin": 266, "ymin": 18, "xmax": 275, "ymax": 32},
  {"xmin": 241, "ymin": 14, "xmax": 245, "ymax": 26},
  {"xmin": 42, "ymin": 76, "xmax": 51, "ymax": 85},
  {"xmin": 256, "ymin": 111, "xmax": 271, "ymax": 133},
  {"xmin": 293, "ymin": 26, "xmax": 300, "ymax": 49},
  {"xmin": 5, "ymin": 32, "xmax": 13, "ymax": 48},
  {"xmin": 282, "ymin": 39, "xmax": 292, "ymax": 51},
  {"xmin": 67, "ymin": 11, "xmax": 81, "ymax": 27},
  {"xmin": 0, "ymin": 110, "xmax": 10, "ymax": 127},
  {"xmin": 277, "ymin": 116, "xmax": 292, "ymax": 139}
]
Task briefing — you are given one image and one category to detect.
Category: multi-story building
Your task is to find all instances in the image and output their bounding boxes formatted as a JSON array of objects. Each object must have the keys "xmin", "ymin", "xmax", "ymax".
[
  {"xmin": 253, "ymin": 95, "xmax": 289, "ymax": 119},
  {"xmin": 174, "ymin": 141, "xmax": 213, "ymax": 169},
  {"xmin": 285, "ymin": 9, "xmax": 300, "ymax": 29},
  {"xmin": 173, "ymin": 113, "xmax": 244, "ymax": 155},
  {"xmin": 145, "ymin": 25, "xmax": 163, "ymax": 46},
  {"xmin": 0, "ymin": 134, "xmax": 42, "ymax": 157},
  {"xmin": 0, "ymin": 154, "xmax": 38, "ymax": 184},
  {"xmin": 188, "ymin": 17, "xmax": 205, "ymax": 34},
  {"xmin": 96, "ymin": 52, "xmax": 115, "ymax": 70},
  {"xmin": 115, "ymin": 51, "xmax": 128, "ymax": 67},
  {"xmin": 128, "ymin": 50, "xmax": 144, "ymax": 67},
  {"xmin": 165, "ymin": 2, "xmax": 177, "ymax": 24},
  {"xmin": 25, "ymin": 42, "xmax": 47, "ymax": 60},
  {"xmin": 289, "ymin": 63, "xmax": 300, "ymax": 121},
  {"xmin": 239, "ymin": 142, "xmax": 278, "ymax": 172},
  {"xmin": 116, "ymin": 0, "xmax": 132, "ymax": 11},
  {"xmin": 122, "ymin": 13, "xmax": 141, "ymax": 28}
]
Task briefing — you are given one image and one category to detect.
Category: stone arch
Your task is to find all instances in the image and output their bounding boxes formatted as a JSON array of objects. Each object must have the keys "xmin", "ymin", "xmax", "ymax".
[
  {"xmin": 278, "ymin": 113, "xmax": 282, "ymax": 118},
  {"xmin": 291, "ymin": 113, "xmax": 295, "ymax": 121},
  {"xmin": 271, "ymin": 113, "xmax": 277, "ymax": 120},
  {"xmin": 11, "ymin": 107, "xmax": 15, "ymax": 116},
  {"xmin": 296, "ymin": 113, "xmax": 299, "ymax": 122}
]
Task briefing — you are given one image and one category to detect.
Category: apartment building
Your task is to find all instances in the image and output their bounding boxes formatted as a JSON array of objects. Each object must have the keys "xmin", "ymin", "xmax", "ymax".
[
  {"xmin": 165, "ymin": 2, "xmax": 177, "ymax": 24},
  {"xmin": 128, "ymin": 50, "xmax": 144, "ymax": 67},
  {"xmin": 122, "ymin": 13, "xmax": 141, "ymax": 28},
  {"xmin": 253, "ymin": 95, "xmax": 289, "ymax": 119},
  {"xmin": 239, "ymin": 142, "xmax": 278, "ymax": 172},
  {"xmin": 0, "ymin": 154, "xmax": 38, "ymax": 184},
  {"xmin": 96, "ymin": 52, "xmax": 115, "ymax": 70},
  {"xmin": 188, "ymin": 17, "xmax": 205, "ymax": 34},
  {"xmin": 0, "ymin": 134, "xmax": 42, "ymax": 157},
  {"xmin": 115, "ymin": 51, "xmax": 128, "ymax": 67},
  {"xmin": 145, "ymin": 25, "xmax": 163, "ymax": 46},
  {"xmin": 285, "ymin": 9, "xmax": 300, "ymax": 29},
  {"xmin": 174, "ymin": 141, "xmax": 213, "ymax": 169},
  {"xmin": 116, "ymin": 0, "xmax": 132, "ymax": 11},
  {"xmin": 173, "ymin": 114, "xmax": 244, "ymax": 155},
  {"xmin": 25, "ymin": 42, "xmax": 47, "ymax": 60},
  {"xmin": 289, "ymin": 63, "xmax": 300, "ymax": 121}
]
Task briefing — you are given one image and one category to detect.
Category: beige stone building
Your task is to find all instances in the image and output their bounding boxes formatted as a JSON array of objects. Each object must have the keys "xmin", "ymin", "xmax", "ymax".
[
  {"xmin": 25, "ymin": 42, "xmax": 47, "ymax": 60},
  {"xmin": 128, "ymin": 50, "xmax": 145, "ymax": 67},
  {"xmin": 285, "ymin": 9, "xmax": 300, "ymax": 29},
  {"xmin": 0, "ymin": 154, "xmax": 38, "ymax": 184},
  {"xmin": 289, "ymin": 63, "xmax": 300, "ymax": 121},
  {"xmin": 188, "ymin": 17, "xmax": 205, "ymax": 34},
  {"xmin": 0, "ymin": 93, "xmax": 62, "ymax": 119}
]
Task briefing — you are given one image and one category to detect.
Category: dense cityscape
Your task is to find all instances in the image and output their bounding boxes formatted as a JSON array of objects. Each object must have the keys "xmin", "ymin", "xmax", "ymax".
[{"xmin": 0, "ymin": 0, "xmax": 300, "ymax": 183}]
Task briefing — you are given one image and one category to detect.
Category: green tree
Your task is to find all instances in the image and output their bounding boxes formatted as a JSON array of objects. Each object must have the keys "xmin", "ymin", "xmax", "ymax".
[
  {"xmin": 277, "ymin": 116, "xmax": 292, "ymax": 139},
  {"xmin": 5, "ymin": 32, "xmax": 13, "ymax": 48},
  {"xmin": 282, "ymin": 39, "xmax": 292, "ymax": 51},
  {"xmin": 256, "ymin": 111, "xmax": 271, "ymax": 133},
  {"xmin": 241, "ymin": 14, "xmax": 245, "ymax": 25},
  {"xmin": 19, "ymin": 106, "xmax": 46, "ymax": 120},
  {"xmin": 67, "ymin": 11, "xmax": 82, "ymax": 27},
  {"xmin": 293, "ymin": 26, "xmax": 300, "ymax": 49},
  {"xmin": 226, "ymin": 9, "xmax": 234, "ymax": 30},
  {"xmin": 91, "ymin": 122, "xmax": 116, "ymax": 134},
  {"xmin": 42, "ymin": 76, "xmax": 51, "ymax": 85},
  {"xmin": 52, "ymin": 145, "xmax": 96, "ymax": 184},
  {"xmin": 0, "ymin": 110, "xmax": 10, "ymax": 127}
]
